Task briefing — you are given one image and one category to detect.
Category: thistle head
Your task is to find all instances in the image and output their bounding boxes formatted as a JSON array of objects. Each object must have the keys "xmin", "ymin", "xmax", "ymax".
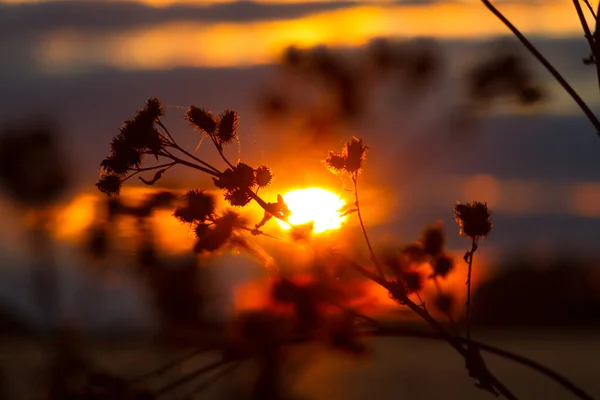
[{"xmin": 454, "ymin": 201, "xmax": 492, "ymax": 239}]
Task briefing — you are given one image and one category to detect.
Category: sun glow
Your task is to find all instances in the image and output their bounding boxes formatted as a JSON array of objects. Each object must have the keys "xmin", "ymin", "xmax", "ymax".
[{"xmin": 277, "ymin": 188, "xmax": 347, "ymax": 234}]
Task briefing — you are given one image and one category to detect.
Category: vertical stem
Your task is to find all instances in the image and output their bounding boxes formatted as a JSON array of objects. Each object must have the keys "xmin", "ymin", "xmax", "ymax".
[
  {"xmin": 465, "ymin": 238, "xmax": 477, "ymax": 343},
  {"xmin": 29, "ymin": 212, "xmax": 59, "ymax": 333},
  {"xmin": 352, "ymin": 175, "xmax": 385, "ymax": 279}
]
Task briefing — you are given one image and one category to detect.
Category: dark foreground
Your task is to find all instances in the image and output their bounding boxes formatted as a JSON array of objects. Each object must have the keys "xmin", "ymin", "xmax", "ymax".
[{"xmin": 1, "ymin": 330, "xmax": 598, "ymax": 399}]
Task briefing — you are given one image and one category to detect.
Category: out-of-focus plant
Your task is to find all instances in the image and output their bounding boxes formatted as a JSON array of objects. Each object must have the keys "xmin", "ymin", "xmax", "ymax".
[
  {"xmin": 481, "ymin": 0, "xmax": 600, "ymax": 135},
  {"xmin": 87, "ymin": 94, "xmax": 596, "ymax": 400}
]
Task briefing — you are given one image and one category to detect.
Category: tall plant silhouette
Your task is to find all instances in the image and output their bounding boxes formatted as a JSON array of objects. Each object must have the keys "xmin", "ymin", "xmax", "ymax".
[{"xmin": 91, "ymin": 96, "xmax": 594, "ymax": 400}]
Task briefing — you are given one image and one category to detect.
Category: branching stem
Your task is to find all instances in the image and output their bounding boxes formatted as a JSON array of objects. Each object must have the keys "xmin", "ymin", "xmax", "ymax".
[{"xmin": 481, "ymin": 0, "xmax": 600, "ymax": 134}]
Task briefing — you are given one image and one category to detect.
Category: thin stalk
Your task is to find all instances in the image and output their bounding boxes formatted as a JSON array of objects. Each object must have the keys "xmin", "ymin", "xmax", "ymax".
[
  {"xmin": 465, "ymin": 238, "xmax": 477, "ymax": 343},
  {"xmin": 352, "ymin": 175, "xmax": 385, "ymax": 279},
  {"xmin": 370, "ymin": 328, "xmax": 594, "ymax": 400},
  {"xmin": 157, "ymin": 151, "xmax": 220, "ymax": 177},
  {"xmin": 583, "ymin": 0, "xmax": 597, "ymax": 18},
  {"xmin": 157, "ymin": 119, "xmax": 222, "ymax": 174},
  {"xmin": 155, "ymin": 359, "xmax": 230, "ymax": 397},
  {"xmin": 128, "ymin": 346, "xmax": 216, "ymax": 384},
  {"xmin": 180, "ymin": 362, "xmax": 243, "ymax": 400},
  {"xmin": 121, "ymin": 162, "xmax": 176, "ymax": 183},
  {"xmin": 573, "ymin": 0, "xmax": 600, "ymax": 92},
  {"xmin": 481, "ymin": 0, "xmax": 600, "ymax": 135},
  {"xmin": 348, "ymin": 259, "xmax": 517, "ymax": 400}
]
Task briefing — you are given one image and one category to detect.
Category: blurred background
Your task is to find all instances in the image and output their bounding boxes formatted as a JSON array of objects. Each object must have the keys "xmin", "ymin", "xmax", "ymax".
[{"xmin": 1, "ymin": 0, "xmax": 600, "ymax": 399}]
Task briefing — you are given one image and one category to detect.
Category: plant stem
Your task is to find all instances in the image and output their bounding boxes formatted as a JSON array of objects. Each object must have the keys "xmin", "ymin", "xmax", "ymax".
[
  {"xmin": 465, "ymin": 237, "xmax": 477, "ymax": 343},
  {"xmin": 347, "ymin": 258, "xmax": 517, "ymax": 399},
  {"xmin": 157, "ymin": 119, "xmax": 222, "ymax": 174},
  {"xmin": 583, "ymin": 0, "xmax": 597, "ymax": 19},
  {"xmin": 155, "ymin": 359, "xmax": 230, "ymax": 396},
  {"xmin": 181, "ymin": 362, "xmax": 242, "ymax": 400},
  {"xmin": 573, "ymin": 0, "xmax": 600, "ymax": 92},
  {"xmin": 370, "ymin": 328, "xmax": 594, "ymax": 400},
  {"xmin": 128, "ymin": 346, "xmax": 217, "ymax": 384},
  {"xmin": 481, "ymin": 0, "xmax": 600, "ymax": 135},
  {"xmin": 352, "ymin": 175, "xmax": 385, "ymax": 279},
  {"xmin": 157, "ymin": 151, "xmax": 221, "ymax": 177}
]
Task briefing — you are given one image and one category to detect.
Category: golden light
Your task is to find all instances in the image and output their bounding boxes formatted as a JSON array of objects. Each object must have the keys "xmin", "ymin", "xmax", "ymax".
[{"xmin": 277, "ymin": 188, "xmax": 347, "ymax": 234}]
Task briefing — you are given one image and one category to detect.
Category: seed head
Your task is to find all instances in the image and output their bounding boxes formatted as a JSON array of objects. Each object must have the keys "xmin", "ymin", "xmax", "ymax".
[
  {"xmin": 254, "ymin": 165, "xmax": 273, "ymax": 188},
  {"xmin": 431, "ymin": 254, "xmax": 454, "ymax": 278},
  {"xmin": 454, "ymin": 201, "xmax": 492, "ymax": 238},
  {"xmin": 185, "ymin": 106, "xmax": 217, "ymax": 135},
  {"xmin": 422, "ymin": 222, "xmax": 445, "ymax": 256},
  {"xmin": 225, "ymin": 189, "xmax": 252, "ymax": 207},
  {"xmin": 325, "ymin": 137, "xmax": 367, "ymax": 175},
  {"xmin": 144, "ymin": 97, "xmax": 165, "ymax": 120},
  {"xmin": 96, "ymin": 174, "xmax": 122, "ymax": 196},
  {"xmin": 216, "ymin": 110, "xmax": 238, "ymax": 145},
  {"xmin": 174, "ymin": 190, "xmax": 215, "ymax": 223}
]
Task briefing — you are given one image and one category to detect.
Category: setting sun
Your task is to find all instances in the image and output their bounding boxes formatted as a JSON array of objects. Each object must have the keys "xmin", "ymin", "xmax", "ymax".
[{"xmin": 277, "ymin": 188, "xmax": 347, "ymax": 234}]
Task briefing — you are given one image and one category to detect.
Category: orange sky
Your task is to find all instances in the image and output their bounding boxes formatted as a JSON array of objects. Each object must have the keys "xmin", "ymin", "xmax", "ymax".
[{"xmin": 34, "ymin": 2, "xmax": 596, "ymax": 71}]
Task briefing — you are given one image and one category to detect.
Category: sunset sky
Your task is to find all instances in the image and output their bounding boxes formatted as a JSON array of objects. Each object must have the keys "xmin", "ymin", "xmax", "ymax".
[{"xmin": 2, "ymin": 0, "xmax": 600, "ymax": 326}]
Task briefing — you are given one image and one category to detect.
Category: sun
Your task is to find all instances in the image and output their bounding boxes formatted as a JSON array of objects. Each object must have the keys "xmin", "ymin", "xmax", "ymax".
[{"xmin": 277, "ymin": 188, "xmax": 347, "ymax": 233}]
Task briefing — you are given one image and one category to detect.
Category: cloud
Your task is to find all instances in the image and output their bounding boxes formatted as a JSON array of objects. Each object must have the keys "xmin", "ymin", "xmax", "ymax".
[{"xmin": 0, "ymin": 0, "xmax": 360, "ymax": 36}]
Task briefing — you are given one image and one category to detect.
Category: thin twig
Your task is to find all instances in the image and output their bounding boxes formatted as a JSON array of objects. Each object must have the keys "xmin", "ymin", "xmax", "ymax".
[
  {"xmin": 155, "ymin": 359, "xmax": 230, "ymax": 397},
  {"xmin": 128, "ymin": 346, "xmax": 216, "ymax": 384},
  {"xmin": 583, "ymin": 0, "xmax": 597, "ymax": 18},
  {"xmin": 573, "ymin": 0, "xmax": 600, "ymax": 92},
  {"xmin": 371, "ymin": 327, "xmax": 594, "ymax": 400},
  {"xmin": 158, "ymin": 119, "xmax": 222, "ymax": 175},
  {"xmin": 180, "ymin": 362, "xmax": 243, "ymax": 400},
  {"xmin": 121, "ymin": 162, "xmax": 177, "ymax": 183},
  {"xmin": 157, "ymin": 150, "xmax": 220, "ymax": 177},
  {"xmin": 465, "ymin": 238, "xmax": 477, "ymax": 343},
  {"xmin": 352, "ymin": 175, "xmax": 386, "ymax": 279},
  {"xmin": 347, "ymin": 259, "xmax": 518, "ymax": 400},
  {"xmin": 481, "ymin": 0, "xmax": 600, "ymax": 135}
]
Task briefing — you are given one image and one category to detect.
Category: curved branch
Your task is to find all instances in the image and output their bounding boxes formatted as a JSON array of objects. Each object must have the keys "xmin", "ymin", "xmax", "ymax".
[
  {"xmin": 481, "ymin": 0, "xmax": 600, "ymax": 135},
  {"xmin": 370, "ymin": 327, "xmax": 594, "ymax": 400}
]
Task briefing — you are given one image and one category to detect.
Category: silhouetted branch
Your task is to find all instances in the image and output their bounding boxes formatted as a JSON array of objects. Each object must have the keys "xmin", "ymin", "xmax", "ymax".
[
  {"xmin": 370, "ymin": 327, "xmax": 593, "ymax": 400},
  {"xmin": 583, "ymin": 0, "xmax": 597, "ymax": 19},
  {"xmin": 128, "ymin": 346, "xmax": 218, "ymax": 385},
  {"xmin": 155, "ymin": 359, "xmax": 230, "ymax": 397},
  {"xmin": 180, "ymin": 362, "xmax": 243, "ymax": 400},
  {"xmin": 481, "ymin": 0, "xmax": 600, "ymax": 135}
]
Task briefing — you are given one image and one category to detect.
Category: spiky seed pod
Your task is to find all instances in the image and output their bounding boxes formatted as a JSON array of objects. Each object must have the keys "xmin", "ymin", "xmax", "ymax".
[
  {"xmin": 422, "ymin": 223, "xmax": 445, "ymax": 256},
  {"xmin": 174, "ymin": 190, "xmax": 215, "ymax": 223},
  {"xmin": 213, "ymin": 163, "xmax": 256, "ymax": 192},
  {"xmin": 217, "ymin": 110, "xmax": 238, "ymax": 145},
  {"xmin": 225, "ymin": 189, "xmax": 252, "ymax": 207},
  {"xmin": 194, "ymin": 223, "xmax": 209, "ymax": 240},
  {"xmin": 431, "ymin": 255, "xmax": 454, "ymax": 278},
  {"xmin": 402, "ymin": 270, "xmax": 423, "ymax": 293},
  {"xmin": 254, "ymin": 165, "xmax": 273, "ymax": 188},
  {"xmin": 100, "ymin": 156, "xmax": 128, "ymax": 176},
  {"xmin": 344, "ymin": 137, "xmax": 367, "ymax": 174},
  {"xmin": 110, "ymin": 135, "xmax": 143, "ymax": 169},
  {"xmin": 96, "ymin": 174, "xmax": 122, "ymax": 196},
  {"xmin": 144, "ymin": 97, "xmax": 164, "ymax": 120},
  {"xmin": 185, "ymin": 106, "xmax": 217, "ymax": 135},
  {"xmin": 454, "ymin": 201, "xmax": 492, "ymax": 238},
  {"xmin": 325, "ymin": 152, "xmax": 346, "ymax": 173}
]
